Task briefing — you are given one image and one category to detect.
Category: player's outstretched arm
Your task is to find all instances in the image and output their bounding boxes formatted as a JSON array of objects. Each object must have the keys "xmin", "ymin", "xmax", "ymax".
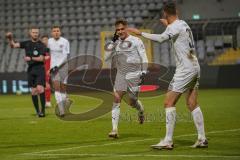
[
  {"xmin": 127, "ymin": 27, "xmax": 169, "ymax": 44},
  {"xmin": 126, "ymin": 28, "xmax": 142, "ymax": 36},
  {"xmin": 5, "ymin": 32, "xmax": 20, "ymax": 48}
]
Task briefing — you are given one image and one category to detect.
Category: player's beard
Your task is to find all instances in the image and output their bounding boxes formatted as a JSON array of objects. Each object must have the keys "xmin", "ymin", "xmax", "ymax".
[{"xmin": 32, "ymin": 37, "xmax": 39, "ymax": 42}]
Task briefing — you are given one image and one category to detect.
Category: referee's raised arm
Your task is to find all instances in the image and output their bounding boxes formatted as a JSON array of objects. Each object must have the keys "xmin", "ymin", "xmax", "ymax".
[{"xmin": 5, "ymin": 32, "xmax": 20, "ymax": 48}]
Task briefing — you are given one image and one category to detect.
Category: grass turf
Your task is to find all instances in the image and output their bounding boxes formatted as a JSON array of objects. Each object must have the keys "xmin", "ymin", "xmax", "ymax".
[{"xmin": 0, "ymin": 88, "xmax": 239, "ymax": 160}]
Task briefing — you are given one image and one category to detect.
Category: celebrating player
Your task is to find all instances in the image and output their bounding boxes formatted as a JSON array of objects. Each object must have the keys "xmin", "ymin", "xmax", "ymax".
[
  {"xmin": 6, "ymin": 27, "xmax": 46, "ymax": 117},
  {"xmin": 128, "ymin": 2, "xmax": 208, "ymax": 149},
  {"xmin": 48, "ymin": 26, "xmax": 71, "ymax": 117},
  {"xmin": 41, "ymin": 35, "xmax": 52, "ymax": 108},
  {"xmin": 106, "ymin": 19, "xmax": 148, "ymax": 138}
]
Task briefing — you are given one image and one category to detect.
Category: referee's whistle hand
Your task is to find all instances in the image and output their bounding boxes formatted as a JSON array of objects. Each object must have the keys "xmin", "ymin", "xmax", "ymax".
[{"xmin": 24, "ymin": 56, "xmax": 31, "ymax": 62}]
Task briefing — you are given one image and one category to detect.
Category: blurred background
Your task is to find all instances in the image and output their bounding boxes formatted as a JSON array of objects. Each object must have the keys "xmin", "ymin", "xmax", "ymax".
[{"xmin": 0, "ymin": 0, "xmax": 240, "ymax": 94}]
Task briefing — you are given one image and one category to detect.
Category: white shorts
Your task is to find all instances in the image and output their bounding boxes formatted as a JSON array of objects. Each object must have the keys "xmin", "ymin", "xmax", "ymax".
[
  {"xmin": 51, "ymin": 64, "xmax": 68, "ymax": 84},
  {"xmin": 114, "ymin": 72, "xmax": 141, "ymax": 100},
  {"xmin": 168, "ymin": 70, "xmax": 200, "ymax": 93}
]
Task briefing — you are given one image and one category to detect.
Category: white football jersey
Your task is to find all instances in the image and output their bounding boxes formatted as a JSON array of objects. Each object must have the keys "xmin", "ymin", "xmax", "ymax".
[
  {"xmin": 113, "ymin": 35, "xmax": 148, "ymax": 75},
  {"xmin": 142, "ymin": 19, "xmax": 200, "ymax": 74},
  {"xmin": 48, "ymin": 37, "xmax": 70, "ymax": 69}
]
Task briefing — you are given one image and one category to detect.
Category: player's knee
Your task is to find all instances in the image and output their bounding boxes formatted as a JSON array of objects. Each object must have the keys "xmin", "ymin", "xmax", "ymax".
[
  {"xmin": 114, "ymin": 95, "xmax": 121, "ymax": 103},
  {"xmin": 164, "ymin": 100, "xmax": 174, "ymax": 108},
  {"xmin": 53, "ymin": 81, "xmax": 60, "ymax": 91},
  {"xmin": 37, "ymin": 85, "xmax": 44, "ymax": 94}
]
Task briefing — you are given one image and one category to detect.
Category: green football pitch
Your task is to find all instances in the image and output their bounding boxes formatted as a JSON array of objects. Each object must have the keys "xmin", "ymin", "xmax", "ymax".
[{"xmin": 0, "ymin": 89, "xmax": 239, "ymax": 160}]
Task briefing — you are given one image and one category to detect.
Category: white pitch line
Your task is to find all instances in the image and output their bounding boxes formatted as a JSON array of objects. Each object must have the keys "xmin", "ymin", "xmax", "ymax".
[
  {"xmin": 22, "ymin": 153, "xmax": 240, "ymax": 159},
  {"xmin": 22, "ymin": 128, "xmax": 240, "ymax": 155}
]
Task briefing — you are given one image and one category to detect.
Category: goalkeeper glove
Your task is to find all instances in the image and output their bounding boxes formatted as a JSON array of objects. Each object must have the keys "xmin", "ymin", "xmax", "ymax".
[
  {"xmin": 50, "ymin": 66, "xmax": 59, "ymax": 75},
  {"xmin": 139, "ymin": 71, "xmax": 148, "ymax": 85},
  {"xmin": 112, "ymin": 31, "xmax": 119, "ymax": 42}
]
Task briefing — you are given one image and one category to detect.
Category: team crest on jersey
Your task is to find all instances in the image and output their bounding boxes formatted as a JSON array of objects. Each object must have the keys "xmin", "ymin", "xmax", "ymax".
[
  {"xmin": 120, "ymin": 41, "xmax": 132, "ymax": 49},
  {"xmin": 33, "ymin": 50, "xmax": 39, "ymax": 56}
]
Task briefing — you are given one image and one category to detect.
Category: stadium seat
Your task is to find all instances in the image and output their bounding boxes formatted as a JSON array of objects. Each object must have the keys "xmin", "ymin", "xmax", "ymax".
[
  {"xmin": 84, "ymin": 6, "xmax": 91, "ymax": 13},
  {"xmin": 78, "ymin": 40, "xmax": 87, "ymax": 55},
  {"xmin": 101, "ymin": 12, "xmax": 108, "ymax": 19},
  {"xmin": 69, "ymin": 26, "xmax": 78, "ymax": 35},
  {"xmin": 70, "ymin": 40, "xmax": 78, "ymax": 57},
  {"xmin": 94, "ymin": 26, "xmax": 102, "ymax": 33},
  {"xmin": 148, "ymin": 3, "xmax": 156, "ymax": 10},
  {"xmin": 76, "ymin": 6, "xmax": 83, "ymax": 13},
  {"xmin": 106, "ymin": 11, "xmax": 114, "ymax": 18},
  {"xmin": 85, "ymin": 13, "xmax": 92, "ymax": 19},
  {"xmin": 125, "ymin": 11, "xmax": 132, "ymax": 18},
  {"xmin": 7, "ymin": 49, "xmax": 19, "ymax": 72},
  {"xmin": 86, "ymin": 39, "xmax": 95, "ymax": 55},
  {"xmin": 116, "ymin": 11, "xmax": 124, "ymax": 18},
  {"xmin": 124, "ymin": 4, "xmax": 131, "ymax": 11},
  {"xmin": 86, "ymin": 26, "xmax": 94, "ymax": 34},
  {"xmin": 133, "ymin": 10, "xmax": 141, "ymax": 17},
  {"xmin": 132, "ymin": 4, "xmax": 139, "ymax": 10},
  {"xmin": 134, "ymin": 17, "xmax": 144, "ymax": 24},
  {"xmin": 140, "ymin": 4, "xmax": 147, "ymax": 10},
  {"xmin": 107, "ymin": 5, "xmax": 114, "ymax": 12},
  {"xmin": 95, "ymin": 39, "xmax": 101, "ymax": 59},
  {"xmin": 78, "ymin": 19, "xmax": 85, "ymax": 26}
]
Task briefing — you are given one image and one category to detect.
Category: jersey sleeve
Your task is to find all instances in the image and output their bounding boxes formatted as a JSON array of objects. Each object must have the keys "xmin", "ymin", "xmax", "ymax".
[
  {"xmin": 141, "ymin": 24, "xmax": 180, "ymax": 43},
  {"xmin": 136, "ymin": 38, "xmax": 148, "ymax": 71},
  {"xmin": 19, "ymin": 41, "xmax": 28, "ymax": 49},
  {"xmin": 63, "ymin": 40, "xmax": 70, "ymax": 55},
  {"xmin": 136, "ymin": 39, "xmax": 148, "ymax": 64}
]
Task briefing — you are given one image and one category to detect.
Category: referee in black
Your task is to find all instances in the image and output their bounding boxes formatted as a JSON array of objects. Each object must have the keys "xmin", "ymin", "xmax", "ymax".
[{"xmin": 6, "ymin": 27, "xmax": 46, "ymax": 117}]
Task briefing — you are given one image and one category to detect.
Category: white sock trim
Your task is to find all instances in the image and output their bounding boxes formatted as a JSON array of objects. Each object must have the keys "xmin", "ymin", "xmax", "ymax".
[
  {"xmin": 165, "ymin": 107, "xmax": 176, "ymax": 112},
  {"xmin": 191, "ymin": 106, "xmax": 201, "ymax": 114}
]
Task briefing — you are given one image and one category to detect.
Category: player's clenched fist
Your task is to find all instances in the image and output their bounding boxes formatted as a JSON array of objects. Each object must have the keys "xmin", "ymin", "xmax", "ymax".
[{"xmin": 5, "ymin": 32, "xmax": 13, "ymax": 40}]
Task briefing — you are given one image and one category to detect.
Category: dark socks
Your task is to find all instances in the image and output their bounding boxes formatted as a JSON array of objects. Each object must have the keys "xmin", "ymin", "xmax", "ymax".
[
  {"xmin": 31, "ymin": 95, "xmax": 39, "ymax": 114},
  {"xmin": 39, "ymin": 92, "xmax": 46, "ymax": 115}
]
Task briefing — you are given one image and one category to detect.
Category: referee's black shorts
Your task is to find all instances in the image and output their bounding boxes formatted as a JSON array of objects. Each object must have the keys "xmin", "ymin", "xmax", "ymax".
[{"xmin": 27, "ymin": 65, "xmax": 45, "ymax": 88}]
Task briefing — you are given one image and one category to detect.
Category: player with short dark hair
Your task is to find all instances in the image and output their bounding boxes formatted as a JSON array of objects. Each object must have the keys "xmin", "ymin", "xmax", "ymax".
[
  {"xmin": 128, "ymin": 2, "xmax": 207, "ymax": 149},
  {"xmin": 48, "ymin": 26, "xmax": 71, "ymax": 117},
  {"xmin": 106, "ymin": 19, "xmax": 148, "ymax": 138},
  {"xmin": 6, "ymin": 27, "xmax": 46, "ymax": 117}
]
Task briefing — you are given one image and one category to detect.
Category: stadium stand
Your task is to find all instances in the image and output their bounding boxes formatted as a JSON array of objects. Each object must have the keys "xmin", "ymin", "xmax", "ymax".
[
  {"xmin": 210, "ymin": 48, "xmax": 240, "ymax": 65},
  {"xmin": 0, "ymin": 0, "xmax": 239, "ymax": 72}
]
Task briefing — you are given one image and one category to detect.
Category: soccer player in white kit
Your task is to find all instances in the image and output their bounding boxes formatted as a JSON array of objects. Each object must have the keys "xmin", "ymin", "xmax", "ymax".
[
  {"xmin": 48, "ymin": 26, "xmax": 71, "ymax": 117},
  {"xmin": 128, "ymin": 2, "xmax": 208, "ymax": 149},
  {"xmin": 107, "ymin": 19, "xmax": 148, "ymax": 138}
]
